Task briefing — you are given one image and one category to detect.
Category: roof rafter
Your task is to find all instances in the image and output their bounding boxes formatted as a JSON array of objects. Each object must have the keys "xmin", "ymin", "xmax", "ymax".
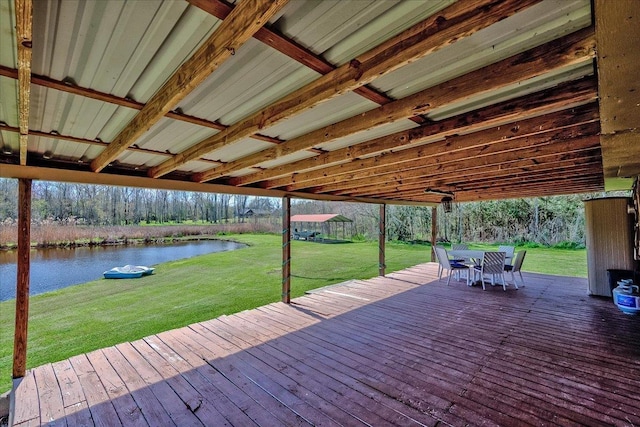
[
  {"xmin": 347, "ymin": 153, "xmax": 603, "ymax": 198},
  {"xmin": 90, "ymin": 0, "xmax": 289, "ymax": 173},
  {"xmin": 0, "ymin": 65, "xmax": 229, "ymax": 133},
  {"xmin": 401, "ymin": 175, "xmax": 604, "ymax": 202},
  {"xmin": 149, "ymin": 0, "xmax": 541, "ymax": 179},
  {"xmin": 342, "ymin": 149, "xmax": 603, "ymax": 197},
  {"xmin": 193, "ymin": 26, "xmax": 596, "ymax": 183},
  {"xmin": 187, "ymin": 0, "xmax": 420, "ymax": 117},
  {"xmin": 271, "ymin": 101, "xmax": 600, "ymax": 192},
  {"xmin": 252, "ymin": 77, "xmax": 598, "ymax": 190},
  {"xmin": 302, "ymin": 122, "xmax": 599, "ymax": 192}
]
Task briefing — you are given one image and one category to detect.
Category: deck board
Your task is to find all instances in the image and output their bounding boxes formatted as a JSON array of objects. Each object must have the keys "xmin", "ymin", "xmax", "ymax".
[{"xmin": 11, "ymin": 263, "xmax": 640, "ymax": 426}]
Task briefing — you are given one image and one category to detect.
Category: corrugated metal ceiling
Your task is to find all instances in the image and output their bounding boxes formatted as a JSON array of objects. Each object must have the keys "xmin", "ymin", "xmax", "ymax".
[{"xmin": 0, "ymin": 0, "xmax": 615, "ymax": 204}]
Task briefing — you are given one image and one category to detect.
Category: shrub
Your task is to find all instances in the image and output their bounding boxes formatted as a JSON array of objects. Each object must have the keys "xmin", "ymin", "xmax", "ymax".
[{"xmin": 553, "ymin": 241, "xmax": 585, "ymax": 250}]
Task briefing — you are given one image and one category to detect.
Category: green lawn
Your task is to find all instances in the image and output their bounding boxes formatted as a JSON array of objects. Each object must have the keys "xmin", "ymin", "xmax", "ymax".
[{"xmin": 0, "ymin": 234, "xmax": 586, "ymax": 392}]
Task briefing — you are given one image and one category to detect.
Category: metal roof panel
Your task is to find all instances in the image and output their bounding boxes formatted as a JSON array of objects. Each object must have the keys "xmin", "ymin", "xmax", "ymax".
[{"xmin": 371, "ymin": 0, "xmax": 591, "ymax": 99}]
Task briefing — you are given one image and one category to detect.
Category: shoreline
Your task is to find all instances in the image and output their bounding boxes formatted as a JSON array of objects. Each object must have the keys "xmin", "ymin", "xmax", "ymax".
[{"xmin": 0, "ymin": 234, "xmax": 230, "ymax": 251}]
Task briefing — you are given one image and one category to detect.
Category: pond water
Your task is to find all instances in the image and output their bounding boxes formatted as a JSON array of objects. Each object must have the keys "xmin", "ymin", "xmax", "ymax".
[{"xmin": 0, "ymin": 240, "xmax": 245, "ymax": 301}]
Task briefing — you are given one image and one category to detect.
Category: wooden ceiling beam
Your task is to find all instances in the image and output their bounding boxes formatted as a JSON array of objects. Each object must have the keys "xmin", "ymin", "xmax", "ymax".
[
  {"xmin": 15, "ymin": 0, "xmax": 33, "ymax": 165},
  {"xmin": 322, "ymin": 150, "xmax": 602, "ymax": 196},
  {"xmin": 279, "ymin": 104, "xmax": 600, "ymax": 191},
  {"xmin": 0, "ymin": 65, "xmax": 225, "ymax": 132},
  {"xmin": 2, "ymin": 126, "xmax": 218, "ymax": 166},
  {"xmin": 455, "ymin": 176, "xmax": 604, "ymax": 196},
  {"xmin": 595, "ymin": 0, "xmax": 640, "ymax": 178},
  {"xmin": 341, "ymin": 151, "xmax": 603, "ymax": 197},
  {"xmin": 294, "ymin": 129, "xmax": 600, "ymax": 194},
  {"xmin": 308, "ymin": 129, "xmax": 599, "ymax": 192},
  {"xmin": 0, "ymin": 124, "xmax": 199, "ymax": 160},
  {"xmin": 453, "ymin": 166, "xmax": 603, "ymax": 192},
  {"xmin": 193, "ymin": 25, "xmax": 595, "ymax": 183},
  {"xmin": 364, "ymin": 164, "xmax": 604, "ymax": 200},
  {"xmin": 329, "ymin": 143, "xmax": 602, "ymax": 196},
  {"xmin": 0, "ymin": 163, "xmax": 434, "ymax": 207},
  {"xmin": 231, "ymin": 76, "xmax": 597, "ymax": 187},
  {"xmin": 398, "ymin": 177, "xmax": 604, "ymax": 202},
  {"xmin": 187, "ymin": 0, "xmax": 421, "ymax": 120},
  {"xmin": 150, "ymin": 0, "xmax": 541, "ymax": 179},
  {"xmin": 90, "ymin": 0, "xmax": 288, "ymax": 173}
]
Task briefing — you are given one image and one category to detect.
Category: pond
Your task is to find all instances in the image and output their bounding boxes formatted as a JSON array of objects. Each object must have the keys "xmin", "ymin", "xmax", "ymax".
[{"xmin": 0, "ymin": 240, "xmax": 245, "ymax": 301}]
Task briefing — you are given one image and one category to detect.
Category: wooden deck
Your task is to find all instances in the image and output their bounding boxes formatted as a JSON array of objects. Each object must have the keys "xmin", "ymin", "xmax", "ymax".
[{"xmin": 12, "ymin": 263, "xmax": 640, "ymax": 426}]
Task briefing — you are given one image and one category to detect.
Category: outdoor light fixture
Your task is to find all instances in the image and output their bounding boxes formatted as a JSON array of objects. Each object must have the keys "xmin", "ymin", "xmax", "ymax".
[
  {"xmin": 1, "ymin": 145, "xmax": 12, "ymax": 155},
  {"xmin": 441, "ymin": 196, "xmax": 453, "ymax": 213},
  {"xmin": 424, "ymin": 189, "xmax": 455, "ymax": 213},
  {"xmin": 42, "ymin": 150, "xmax": 53, "ymax": 159}
]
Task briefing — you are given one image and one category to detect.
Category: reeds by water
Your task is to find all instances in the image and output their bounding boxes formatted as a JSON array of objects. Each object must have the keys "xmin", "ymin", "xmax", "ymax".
[{"xmin": 0, "ymin": 219, "xmax": 279, "ymax": 249}]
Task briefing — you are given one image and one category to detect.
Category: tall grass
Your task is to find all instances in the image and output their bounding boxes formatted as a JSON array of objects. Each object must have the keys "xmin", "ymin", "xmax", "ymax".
[{"xmin": 0, "ymin": 220, "xmax": 280, "ymax": 249}]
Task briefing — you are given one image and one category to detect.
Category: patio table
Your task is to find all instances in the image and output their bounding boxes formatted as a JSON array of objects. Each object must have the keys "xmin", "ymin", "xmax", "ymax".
[
  {"xmin": 449, "ymin": 249, "xmax": 510, "ymax": 287},
  {"xmin": 450, "ymin": 249, "xmax": 512, "ymax": 265}
]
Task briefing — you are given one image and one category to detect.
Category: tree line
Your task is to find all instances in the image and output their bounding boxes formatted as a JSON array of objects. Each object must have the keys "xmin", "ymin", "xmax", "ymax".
[
  {"xmin": 0, "ymin": 178, "xmax": 624, "ymax": 246},
  {"xmin": 0, "ymin": 179, "xmax": 275, "ymax": 226}
]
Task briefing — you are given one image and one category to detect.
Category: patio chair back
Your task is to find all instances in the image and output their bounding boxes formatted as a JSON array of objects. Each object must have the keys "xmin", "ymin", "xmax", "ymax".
[
  {"xmin": 452, "ymin": 243, "xmax": 468, "ymax": 250},
  {"xmin": 505, "ymin": 250, "xmax": 527, "ymax": 287},
  {"xmin": 434, "ymin": 246, "xmax": 469, "ymax": 286},
  {"xmin": 512, "ymin": 250, "xmax": 526, "ymax": 272},
  {"xmin": 498, "ymin": 245, "xmax": 515, "ymax": 263},
  {"xmin": 482, "ymin": 251, "xmax": 506, "ymax": 275},
  {"xmin": 434, "ymin": 246, "xmax": 450, "ymax": 270}
]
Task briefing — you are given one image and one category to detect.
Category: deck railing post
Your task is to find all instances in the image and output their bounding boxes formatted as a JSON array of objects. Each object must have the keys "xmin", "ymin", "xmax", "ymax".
[
  {"xmin": 282, "ymin": 196, "xmax": 291, "ymax": 303},
  {"xmin": 431, "ymin": 206, "xmax": 437, "ymax": 262},
  {"xmin": 379, "ymin": 204, "xmax": 386, "ymax": 277}
]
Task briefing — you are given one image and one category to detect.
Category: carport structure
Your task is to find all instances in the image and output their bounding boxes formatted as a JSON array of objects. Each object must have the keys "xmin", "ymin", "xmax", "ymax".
[
  {"xmin": 1, "ymin": 0, "xmax": 639, "ymax": 424},
  {"xmin": 291, "ymin": 214, "xmax": 353, "ymax": 241}
]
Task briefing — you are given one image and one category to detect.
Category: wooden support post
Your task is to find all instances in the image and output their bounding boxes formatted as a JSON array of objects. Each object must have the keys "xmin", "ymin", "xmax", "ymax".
[
  {"xmin": 379, "ymin": 204, "xmax": 386, "ymax": 277},
  {"xmin": 282, "ymin": 196, "xmax": 291, "ymax": 303},
  {"xmin": 431, "ymin": 206, "xmax": 437, "ymax": 262},
  {"xmin": 13, "ymin": 178, "xmax": 31, "ymax": 379}
]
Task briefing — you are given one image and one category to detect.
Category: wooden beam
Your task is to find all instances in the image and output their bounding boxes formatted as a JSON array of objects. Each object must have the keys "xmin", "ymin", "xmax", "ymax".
[
  {"xmin": 595, "ymin": 0, "xmax": 640, "ymax": 178},
  {"xmin": 90, "ymin": 0, "xmax": 289, "ymax": 172},
  {"xmin": 151, "ymin": 0, "xmax": 541, "ymax": 179},
  {"xmin": 282, "ymin": 196, "xmax": 291, "ymax": 303},
  {"xmin": 379, "ymin": 204, "xmax": 386, "ymax": 277},
  {"xmin": 399, "ymin": 179, "xmax": 604, "ymax": 203},
  {"xmin": 369, "ymin": 162, "xmax": 603, "ymax": 200},
  {"xmin": 187, "ymin": 0, "xmax": 416, "ymax": 115},
  {"xmin": 0, "ymin": 123, "xmax": 210, "ymax": 161},
  {"xmin": 15, "ymin": 0, "xmax": 33, "ymax": 165},
  {"xmin": 400, "ymin": 175, "xmax": 605, "ymax": 199},
  {"xmin": 282, "ymin": 105, "xmax": 600, "ymax": 191},
  {"xmin": 232, "ymin": 76, "xmax": 598, "ymax": 187},
  {"xmin": 13, "ymin": 179, "xmax": 31, "ymax": 379},
  {"xmin": 194, "ymin": 26, "xmax": 596, "ymax": 183},
  {"xmin": 326, "ymin": 135, "xmax": 602, "ymax": 196},
  {"xmin": 0, "ymin": 164, "xmax": 435, "ymax": 207},
  {"xmin": 431, "ymin": 207, "xmax": 437, "ymax": 262},
  {"xmin": 0, "ymin": 64, "xmax": 231, "ymax": 133},
  {"xmin": 456, "ymin": 176, "xmax": 604, "ymax": 195},
  {"xmin": 319, "ymin": 133, "xmax": 601, "ymax": 197},
  {"xmin": 348, "ymin": 152, "xmax": 603, "ymax": 198},
  {"xmin": 349, "ymin": 151, "xmax": 603, "ymax": 197}
]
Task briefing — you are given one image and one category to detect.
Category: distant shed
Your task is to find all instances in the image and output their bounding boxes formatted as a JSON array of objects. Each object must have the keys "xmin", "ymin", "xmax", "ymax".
[{"xmin": 291, "ymin": 214, "xmax": 353, "ymax": 242}]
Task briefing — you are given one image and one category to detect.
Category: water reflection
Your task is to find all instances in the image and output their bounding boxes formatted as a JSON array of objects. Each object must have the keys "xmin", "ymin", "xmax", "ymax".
[{"xmin": 0, "ymin": 240, "xmax": 245, "ymax": 301}]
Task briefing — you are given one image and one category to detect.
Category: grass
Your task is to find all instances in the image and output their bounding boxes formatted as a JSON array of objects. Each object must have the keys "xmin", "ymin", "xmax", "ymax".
[{"xmin": 0, "ymin": 234, "xmax": 586, "ymax": 393}]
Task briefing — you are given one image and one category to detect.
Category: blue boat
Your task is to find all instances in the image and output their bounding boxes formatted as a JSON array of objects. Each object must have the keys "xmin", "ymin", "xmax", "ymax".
[{"xmin": 103, "ymin": 265, "xmax": 154, "ymax": 279}]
